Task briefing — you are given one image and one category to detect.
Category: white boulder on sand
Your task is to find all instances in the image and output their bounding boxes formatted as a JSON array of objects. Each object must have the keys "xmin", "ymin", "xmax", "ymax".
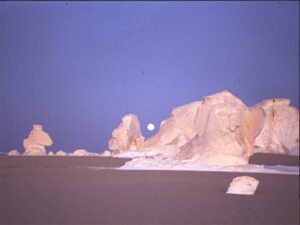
[
  {"xmin": 226, "ymin": 176, "xmax": 259, "ymax": 195},
  {"xmin": 8, "ymin": 150, "xmax": 20, "ymax": 156},
  {"xmin": 253, "ymin": 99, "xmax": 299, "ymax": 154},
  {"xmin": 56, "ymin": 150, "xmax": 68, "ymax": 156},
  {"xmin": 109, "ymin": 114, "xmax": 145, "ymax": 154},
  {"xmin": 23, "ymin": 125, "xmax": 53, "ymax": 156}
]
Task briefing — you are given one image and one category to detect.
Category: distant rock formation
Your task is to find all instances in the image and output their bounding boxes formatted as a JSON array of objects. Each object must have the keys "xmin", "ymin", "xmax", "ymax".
[
  {"xmin": 72, "ymin": 149, "xmax": 89, "ymax": 156},
  {"xmin": 8, "ymin": 150, "xmax": 20, "ymax": 156},
  {"xmin": 23, "ymin": 125, "xmax": 53, "ymax": 156},
  {"xmin": 101, "ymin": 150, "xmax": 112, "ymax": 157},
  {"xmin": 56, "ymin": 150, "xmax": 67, "ymax": 156},
  {"xmin": 252, "ymin": 99, "xmax": 299, "ymax": 154},
  {"xmin": 108, "ymin": 114, "xmax": 145, "ymax": 154},
  {"xmin": 48, "ymin": 151, "xmax": 54, "ymax": 156},
  {"xmin": 226, "ymin": 176, "xmax": 259, "ymax": 195}
]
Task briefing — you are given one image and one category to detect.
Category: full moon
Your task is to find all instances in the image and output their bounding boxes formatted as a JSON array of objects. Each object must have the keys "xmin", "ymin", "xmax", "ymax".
[{"xmin": 147, "ymin": 123, "xmax": 155, "ymax": 131}]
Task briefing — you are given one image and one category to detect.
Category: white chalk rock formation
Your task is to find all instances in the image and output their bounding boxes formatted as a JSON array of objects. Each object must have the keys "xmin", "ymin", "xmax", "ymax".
[
  {"xmin": 48, "ymin": 151, "xmax": 54, "ymax": 156},
  {"xmin": 101, "ymin": 150, "xmax": 112, "ymax": 157},
  {"xmin": 8, "ymin": 150, "xmax": 20, "ymax": 156},
  {"xmin": 143, "ymin": 91, "xmax": 264, "ymax": 165},
  {"xmin": 73, "ymin": 149, "xmax": 89, "ymax": 156},
  {"xmin": 173, "ymin": 91, "xmax": 265, "ymax": 166},
  {"xmin": 23, "ymin": 125, "xmax": 53, "ymax": 156},
  {"xmin": 144, "ymin": 101, "xmax": 203, "ymax": 150},
  {"xmin": 226, "ymin": 176, "xmax": 259, "ymax": 195},
  {"xmin": 253, "ymin": 99, "xmax": 299, "ymax": 154},
  {"xmin": 56, "ymin": 150, "xmax": 67, "ymax": 156},
  {"xmin": 109, "ymin": 114, "xmax": 145, "ymax": 154}
]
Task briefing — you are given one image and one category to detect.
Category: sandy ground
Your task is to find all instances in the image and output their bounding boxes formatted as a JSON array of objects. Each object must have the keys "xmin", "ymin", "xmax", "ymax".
[{"xmin": 0, "ymin": 155, "xmax": 299, "ymax": 225}]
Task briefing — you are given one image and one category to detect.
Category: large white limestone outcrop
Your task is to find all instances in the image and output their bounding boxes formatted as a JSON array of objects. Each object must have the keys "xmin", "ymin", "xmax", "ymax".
[
  {"xmin": 226, "ymin": 176, "xmax": 259, "ymax": 195},
  {"xmin": 147, "ymin": 91, "xmax": 265, "ymax": 166},
  {"xmin": 111, "ymin": 90, "xmax": 299, "ymax": 167},
  {"xmin": 109, "ymin": 114, "xmax": 145, "ymax": 154},
  {"xmin": 23, "ymin": 125, "xmax": 53, "ymax": 156},
  {"xmin": 253, "ymin": 99, "xmax": 299, "ymax": 154}
]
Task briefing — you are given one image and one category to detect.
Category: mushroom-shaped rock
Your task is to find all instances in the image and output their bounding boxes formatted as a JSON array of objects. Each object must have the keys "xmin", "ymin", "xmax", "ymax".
[
  {"xmin": 56, "ymin": 150, "xmax": 67, "ymax": 156},
  {"xmin": 226, "ymin": 176, "xmax": 259, "ymax": 195},
  {"xmin": 100, "ymin": 150, "xmax": 112, "ymax": 157},
  {"xmin": 253, "ymin": 99, "xmax": 299, "ymax": 154},
  {"xmin": 23, "ymin": 125, "xmax": 53, "ymax": 156},
  {"xmin": 8, "ymin": 150, "xmax": 20, "ymax": 156},
  {"xmin": 109, "ymin": 114, "xmax": 145, "ymax": 154},
  {"xmin": 73, "ymin": 149, "xmax": 89, "ymax": 156},
  {"xmin": 175, "ymin": 91, "xmax": 265, "ymax": 166}
]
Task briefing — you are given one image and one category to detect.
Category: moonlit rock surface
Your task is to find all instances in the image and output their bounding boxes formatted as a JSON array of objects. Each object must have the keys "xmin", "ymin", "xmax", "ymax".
[
  {"xmin": 175, "ymin": 91, "xmax": 265, "ymax": 166},
  {"xmin": 109, "ymin": 114, "xmax": 145, "ymax": 154},
  {"xmin": 8, "ymin": 150, "xmax": 20, "ymax": 156},
  {"xmin": 23, "ymin": 125, "xmax": 53, "ymax": 156},
  {"xmin": 226, "ymin": 176, "xmax": 259, "ymax": 195},
  {"xmin": 56, "ymin": 150, "xmax": 67, "ymax": 156},
  {"xmin": 100, "ymin": 150, "xmax": 112, "ymax": 157},
  {"xmin": 253, "ymin": 99, "xmax": 299, "ymax": 154},
  {"xmin": 144, "ymin": 101, "xmax": 203, "ymax": 149},
  {"xmin": 73, "ymin": 149, "xmax": 89, "ymax": 156}
]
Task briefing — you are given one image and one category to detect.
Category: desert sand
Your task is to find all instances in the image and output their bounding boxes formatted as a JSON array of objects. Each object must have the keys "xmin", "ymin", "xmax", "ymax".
[{"xmin": 0, "ymin": 155, "xmax": 298, "ymax": 225}]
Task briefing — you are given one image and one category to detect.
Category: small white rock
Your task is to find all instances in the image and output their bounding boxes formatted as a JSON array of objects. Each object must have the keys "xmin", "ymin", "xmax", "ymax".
[
  {"xmin": 8, "ymin": 150, "xmax": 20, "ymax": 156},
  {"xmin": 226, "ymin": 176, "xmax": 259, "ymax": 195}
]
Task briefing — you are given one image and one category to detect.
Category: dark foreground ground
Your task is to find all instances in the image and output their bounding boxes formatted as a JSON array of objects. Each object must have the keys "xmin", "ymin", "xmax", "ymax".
[{"xmin": 0, "ymin": 155, "xmax": 299, "ymax": 225}]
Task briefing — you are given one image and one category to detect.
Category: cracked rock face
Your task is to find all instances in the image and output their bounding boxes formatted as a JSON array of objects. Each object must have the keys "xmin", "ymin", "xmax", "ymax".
[
  {"xmin": 23, "ymin": 125, "xmax": 53, "ymax": 156},
  {"xmin": 253, "ymin": 99, "xmax": 299, "ymax": 154},
  {"xmin": 108, "ymin": 114, "xmax": 145, "ymax": 154}
]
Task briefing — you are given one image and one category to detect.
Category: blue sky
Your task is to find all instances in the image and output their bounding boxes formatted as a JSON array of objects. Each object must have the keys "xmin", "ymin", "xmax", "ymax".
[{"xmin": 0, "ymin": 2, "xmax": 299, "ymax": 154}]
